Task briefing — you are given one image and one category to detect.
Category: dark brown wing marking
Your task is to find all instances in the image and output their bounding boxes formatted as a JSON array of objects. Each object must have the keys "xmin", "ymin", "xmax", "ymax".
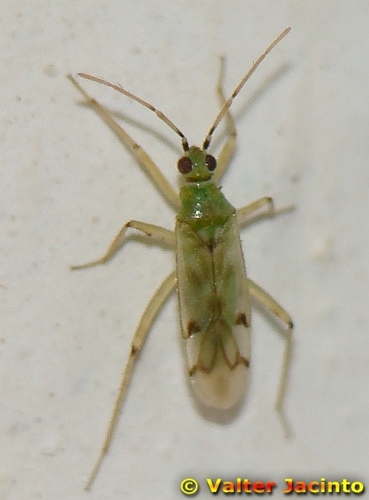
[{"xmin": 235, "ymin": 312, "xmax": 249, "ymax": 327}]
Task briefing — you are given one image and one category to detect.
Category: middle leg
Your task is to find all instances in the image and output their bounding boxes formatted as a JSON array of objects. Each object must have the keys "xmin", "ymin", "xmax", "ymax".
[
  {"xmin": 71, "ymin": 221, "xmax": 175, "ymax": 270},
  {"xmin": 237, "ymin": 197, "xmax": 294, "ymax": 228}
]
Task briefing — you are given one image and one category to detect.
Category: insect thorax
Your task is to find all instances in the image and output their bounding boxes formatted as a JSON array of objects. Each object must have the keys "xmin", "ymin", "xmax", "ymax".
[{"xmin": 177, "ymin": 182, "xmax": 235, "ymax": 243}]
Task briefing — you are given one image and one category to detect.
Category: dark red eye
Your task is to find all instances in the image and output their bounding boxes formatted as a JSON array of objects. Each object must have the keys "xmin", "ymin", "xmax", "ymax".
[
  {"xmin": 178, "ymin": 156, "xmax": 193, "ymax": 174},
  {"xmin": 205, "ymin": 154, "xmax": 216, "ymax": 171}
]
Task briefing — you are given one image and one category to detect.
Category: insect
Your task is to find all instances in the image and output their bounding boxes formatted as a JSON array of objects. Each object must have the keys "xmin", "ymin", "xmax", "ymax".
[{"xmin": 69, "ymin": 27, "xmax": 293, "ymax": 490}]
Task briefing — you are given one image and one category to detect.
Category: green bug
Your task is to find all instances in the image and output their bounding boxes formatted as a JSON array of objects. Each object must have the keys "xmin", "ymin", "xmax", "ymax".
[{"xmin": 69, "ymin": 27, "xmax": 293, "ymax": 490}]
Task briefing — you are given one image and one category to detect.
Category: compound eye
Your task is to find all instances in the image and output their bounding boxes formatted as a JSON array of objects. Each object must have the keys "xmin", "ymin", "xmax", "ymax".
[
  {"xmin": 205, "ymin": 154, "xmax": 216, "ymax": 171},
  {"xmin": 177, "ymin": 156, "xmax": 193, "ymax": 174}
]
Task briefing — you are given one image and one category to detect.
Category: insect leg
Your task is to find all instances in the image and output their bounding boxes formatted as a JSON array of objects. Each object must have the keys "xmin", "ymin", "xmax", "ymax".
[
  {"xmin": 68, "ymin": 75, "xmax": 180, "ymax": 209},
  {"xmin": 237, "ymin": 197, "xmax": 294, "ymax": 228},
  {"xmin": 71, "ymin": 221, "xmax": 175, "ymax": 270},
  {"xmin": 247, "ymin": 277, "xmax": 293, "ymax": 437},
  {"xmin": 212, "ymin": 57, "xmax": 237, "ymax": 184},
  {"xmin": 85, "ymin": 270, "xmax": 176, "ymax": 490}
]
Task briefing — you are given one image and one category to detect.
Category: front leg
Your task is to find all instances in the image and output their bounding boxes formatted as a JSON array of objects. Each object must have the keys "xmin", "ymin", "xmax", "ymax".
[
  {"xmin": 213, "ymin": 57, "xmax": 237, "ymax": 184},
  {"xmin": 68, "ymin": 75, "xmax": 180, "ymax": 210}
]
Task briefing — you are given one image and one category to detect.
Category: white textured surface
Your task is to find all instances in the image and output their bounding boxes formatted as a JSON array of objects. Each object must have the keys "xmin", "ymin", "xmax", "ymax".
[{"xmin": 1, "ymin": 1, "xmax": 368, "ymax": 499}]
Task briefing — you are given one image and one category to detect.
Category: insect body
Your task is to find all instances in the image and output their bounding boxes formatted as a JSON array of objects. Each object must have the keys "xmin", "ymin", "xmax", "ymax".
[
  {"xmin": 176, "ymin": 147, "xmax": 251, "ymax": 409},
  {"xmin": 69, "ymin": 27, "xmax": 293, "ymax": 490}
]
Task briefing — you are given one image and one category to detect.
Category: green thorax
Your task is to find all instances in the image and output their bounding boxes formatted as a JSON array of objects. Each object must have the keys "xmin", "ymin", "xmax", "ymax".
[{"xmin": 177, "ymin": 181, "xmax": 235, "ymax": 242}]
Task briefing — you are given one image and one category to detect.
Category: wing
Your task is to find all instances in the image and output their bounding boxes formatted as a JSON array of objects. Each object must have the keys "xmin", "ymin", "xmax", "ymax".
[{"xmin": 176, "ymin": 213, "xmax": 251, "ymax": 409}]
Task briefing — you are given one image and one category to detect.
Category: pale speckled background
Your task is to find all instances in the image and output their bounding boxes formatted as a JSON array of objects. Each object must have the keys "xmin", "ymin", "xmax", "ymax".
[{"xmin": 1, "ymin": 1, "xmax": 368, "ymax": 499}]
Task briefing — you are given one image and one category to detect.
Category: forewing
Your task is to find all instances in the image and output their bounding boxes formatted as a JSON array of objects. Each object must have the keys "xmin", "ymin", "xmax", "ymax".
[
  {"xmin": 176, "ymin": 215, "xmax": 251, "ymax": 409},
  {"xmin": 176, "ymin": 221, "xmax": 214, "ymax": 339}
]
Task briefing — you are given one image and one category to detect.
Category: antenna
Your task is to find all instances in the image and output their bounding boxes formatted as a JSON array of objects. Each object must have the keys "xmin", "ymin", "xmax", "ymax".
[
  {"xmin": 77, "ymin": 73, "xmax": 190, "ymax": 151},
  {"xmin": 76, "ymin": 27, "xmax": 290, "ymax": 154},
  {"xmin": 202, "ymin": 27, "xmax": 291, "ymax": 149}
]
